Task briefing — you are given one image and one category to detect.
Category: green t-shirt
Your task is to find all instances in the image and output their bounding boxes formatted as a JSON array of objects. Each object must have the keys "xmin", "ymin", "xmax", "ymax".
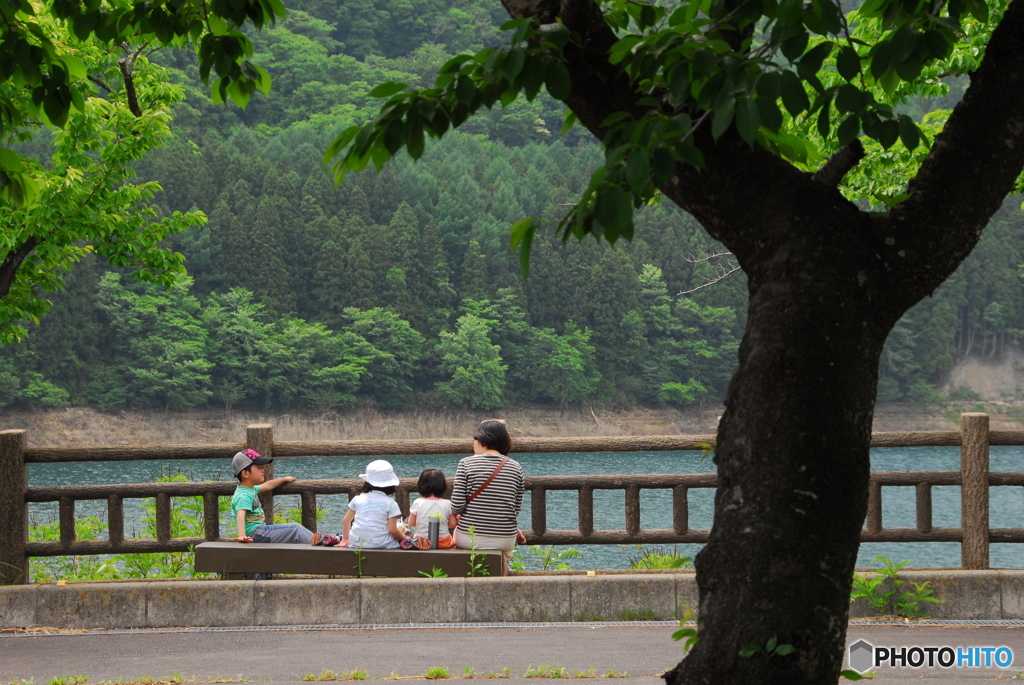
[{"xmin": 231, "ymin": 485, "xmax": 265, "ymax": 535}]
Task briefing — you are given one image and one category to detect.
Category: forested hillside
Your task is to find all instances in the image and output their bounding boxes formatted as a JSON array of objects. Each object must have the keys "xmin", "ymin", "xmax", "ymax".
[{"xmin": 2, "ymin": 0, "xmax": 1022, "ymax": 413}]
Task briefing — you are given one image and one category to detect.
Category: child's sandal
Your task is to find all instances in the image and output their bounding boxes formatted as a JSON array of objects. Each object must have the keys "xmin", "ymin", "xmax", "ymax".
[
  {"xmin": 399, "ymin": 538, "xmax": 416, "ymax": 550},
  {"xmin": 312, "ymin": 533, "xmax": 341, "ymax": 547}
]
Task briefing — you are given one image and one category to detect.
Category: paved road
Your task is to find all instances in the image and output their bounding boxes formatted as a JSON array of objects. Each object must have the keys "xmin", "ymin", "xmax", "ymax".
[{"xmin": 4, "ymin": 624, "xmax": 1024, "ymax": 682}]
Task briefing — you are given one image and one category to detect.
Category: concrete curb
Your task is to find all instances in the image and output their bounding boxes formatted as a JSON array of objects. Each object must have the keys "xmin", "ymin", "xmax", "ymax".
[{"xmin": 4, "ymin": 570, "xmax": 1024, "ymax": 629}]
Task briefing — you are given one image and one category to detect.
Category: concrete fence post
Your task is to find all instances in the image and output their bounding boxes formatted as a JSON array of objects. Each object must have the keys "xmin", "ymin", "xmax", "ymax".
[
  {"xmin": 960, "ymin": 412, "xmax": 990, "ymax": 570},
  {"xmin": 0, "ymin": 430, "xmax": 28, "ymax": 584},
  {"xmin": 247, "ymin": 424, "xmax": 275, "ymax": 523}
]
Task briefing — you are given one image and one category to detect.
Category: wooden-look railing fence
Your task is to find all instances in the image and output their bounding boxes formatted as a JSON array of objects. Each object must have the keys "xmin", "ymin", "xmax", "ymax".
[{"xmin": 1, "ymin": 412, "xmax": 1022, "ymax": 584}]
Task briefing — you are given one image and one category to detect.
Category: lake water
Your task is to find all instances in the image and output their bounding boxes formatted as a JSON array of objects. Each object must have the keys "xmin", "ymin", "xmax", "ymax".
[{"xmin": 26, "ymin": 446, "xmax": 1024, "ymax": 570}]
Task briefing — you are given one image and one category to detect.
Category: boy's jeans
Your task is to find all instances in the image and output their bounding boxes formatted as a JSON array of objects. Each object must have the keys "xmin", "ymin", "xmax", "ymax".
[{"xmin": 250, "ymin": 522, "xmax": 313, "ymax": 544}]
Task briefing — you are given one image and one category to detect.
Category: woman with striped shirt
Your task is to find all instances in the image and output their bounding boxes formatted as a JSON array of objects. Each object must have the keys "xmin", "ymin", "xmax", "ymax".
[{"xmin": 451, "ymin": 420, "xmax": 524, "ymax": 570}]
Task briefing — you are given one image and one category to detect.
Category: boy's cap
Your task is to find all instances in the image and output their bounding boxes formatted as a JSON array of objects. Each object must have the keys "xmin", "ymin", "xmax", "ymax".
[
  {"xmin": 360, "ymin": 459, "xmax": 400, "ymax": 487},
  {"xmin": 232, "ymin": 449, "xmax": 273, "ymax": 476}
]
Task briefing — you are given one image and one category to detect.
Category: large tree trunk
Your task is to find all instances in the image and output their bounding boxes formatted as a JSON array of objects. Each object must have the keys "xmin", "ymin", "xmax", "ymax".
[{"xmin": 663, "ymin": 206, "xmax": 897, "ymax": 682}]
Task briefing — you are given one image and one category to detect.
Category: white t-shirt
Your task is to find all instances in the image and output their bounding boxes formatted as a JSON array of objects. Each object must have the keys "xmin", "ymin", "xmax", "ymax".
[
  {"xmin": 409, "ymin": 497, "xmax": 454, "ymax": 539},
  {"xmin": 348, "ymin": 491, "xmax": 402, "ymax": 549}
]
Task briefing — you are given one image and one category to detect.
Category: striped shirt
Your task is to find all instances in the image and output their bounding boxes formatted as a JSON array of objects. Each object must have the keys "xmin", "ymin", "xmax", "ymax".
[{"xmin": 450, "ymin": 453, "xmax": 524, "ymax": 537}]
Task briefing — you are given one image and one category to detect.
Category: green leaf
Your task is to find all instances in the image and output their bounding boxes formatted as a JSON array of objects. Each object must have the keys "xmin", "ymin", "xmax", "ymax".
[
  {"xmin": 594, "ymin": 184, "xmax": 632, "ymax": 234},
  {"xmin": 774, "ymin": 644, "xmax": 796, "ymax": 656},
  {"xmin": 817, "ymin": 102, "xmax": 830, "ymax": 138},
  {"xmin": 368, "ymin": 82, "xmax": 407, "ymax": 99},
  {"xmin": 58, "ymin": 55, "xmax": 86, "ymax": 80},
  {"xmin": 835, "ymin": 84, "xmax": 862, "ymax": 113},
  {"xmin": 406, "ymin": 116, "xmax": 425, "ymax": 159},
  {"xmin": 521, "ymin": 57, "xmax": 545, "ymax": 101},
  {"xmin": 869, "ymin": 40, "xmax": 891, "ymax": 79},
  {"xmin": 652, "ymin": 148, "xmax": 675, "ymax": 182},
  {"xmin": 756, "ymin": 95, "xmax": 783, "ymax": 132},
  {"xmin": 626, "ymin": 148, "xmax": 650, "ymax": 196},
  {"xmin": 545, "ymin": 61, "xmax": 571, "ymax": 100},
  {"xmin": 780, "ymin": 71, "xmax": 809, "ymax": 117},
  {"xmin": 878, "ymin": 118, "xmax": 899, "ymax": 149},
  {"xmin": 890, "ymin": 25, "xmax": 917, "ymax": 64},
  {"xmin": 503, "ymin": 46, "xmax": 525, "ymax": 80},
  {"xmin": 837, "ymin": 114, "xmax": 859, "ymax": 145},
  {"xmin": 839, "ymin": 670, "xmax": 864, "ymax": 681},
  {"xmin": 894, "ymin": 51, "xmax": 923, "ymax": 81},
  {"xmin": 539, "ymin": 22, "xmax": 571, "ymax": 49},
  {"xmin": 767, "ymin": 636, "xmax": 778, "ymax": 652},
  {"xmin": 509, "ymin": 217, "xmax": 539, "ymax": 278},
  {"xmin": 456, "ymin": 75, "xmax": 476, "ymax": 105},
  {"xmin": 693, "ymin": 49, "xmax": 716, "ymax": 77},
  {"xmin": 800, "ymin": 42, "xmax": 833, "ymax": 74},
  {"xmin": 561, "ymin": 109, "xmax": 578, "ymax": 135},
  {"xmin": 898, "ymin": 115, "xmax": 920, "ymax": 151},
  {"xmin": 836, "ymin": 46, "xmax": 860, "ymax": 81},
  {"xmin": 922, "ymin": 29, "xmax": 951, "ymax": 60},
  {"xmin": 676, "ymin": 141, "xmax": 705, "ymax": 169},
  {"xmin": 668, "ymin": 65, "xmax": 690, "ymax": 106},
  {"xmin": 734, "ymin": 97, "xmax": 759, "ymax": 145},
  {"xmin": 739, "ymin": 646, "xmax": 761, "ymax": 658},
  {"xmin": 712, "ymin": 93, "xmax": 736, "ymax": 140}
]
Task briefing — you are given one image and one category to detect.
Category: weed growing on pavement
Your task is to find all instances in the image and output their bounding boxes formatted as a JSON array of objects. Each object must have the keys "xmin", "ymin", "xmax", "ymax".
[
  {"xmin": 850, "ymin": 556, "xmax": 940, "ymax": 618},
  {"xmin": 47, "ymin": 678, "xmax": 89, "ymax": 685},
  {"xmin": 524, "ymin": 666, "xmax": 568, "ymax": 678},
  {"xmin": 839, "ymin": 671, "xmax": 876, "ymax": 680},
  {"xmin": 600, "ymin": 671, "xmax": 628, "ymax": 679},
  {"xmin": 571, "ymin": 669, "xmax": 597, "ymax": 678},
  {"xmin": 424, "ymin": 668, "xmax": 449, "ymax": 680},
  {"xmin": 461, "ymin": 668, "xmax": 475, "ymax": 679},
  {"xmin": 418, "ymin": 567, "xmax": 449, "ymax": 578},
  {"xmin": 617, "ymin": 608, "xmax": 655, "ymax": 621},
  {"xmin": 484, "ymin": 669, "xmax": 512, "ymax": 679}
]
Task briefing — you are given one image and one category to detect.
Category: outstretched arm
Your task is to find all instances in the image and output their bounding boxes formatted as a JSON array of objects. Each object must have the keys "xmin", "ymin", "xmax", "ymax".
[{"xmin": 260, "ymin": 476, "xmax": 297, "ymax": 492}]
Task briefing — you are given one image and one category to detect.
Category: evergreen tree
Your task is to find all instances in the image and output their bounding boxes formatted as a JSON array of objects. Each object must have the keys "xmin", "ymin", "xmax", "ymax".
[{"xmin": 459, "ymin": 239, "xmax": 489, "ymax": 302}]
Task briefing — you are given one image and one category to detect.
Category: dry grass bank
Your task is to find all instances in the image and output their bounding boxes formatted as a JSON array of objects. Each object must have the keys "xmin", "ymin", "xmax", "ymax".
[
  {"xmin": 4, "ymin": 400, "xmax": 1021, "ymax": 448},
  {"xmin": 0, "ymin": 404, "xmax": 722, "ymax": 448}
]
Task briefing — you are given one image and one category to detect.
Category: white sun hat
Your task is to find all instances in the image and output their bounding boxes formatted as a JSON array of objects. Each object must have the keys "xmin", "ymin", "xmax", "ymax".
[{"xmin": 360, "ymin": 459, "xmax": 400, "ymax": 487}]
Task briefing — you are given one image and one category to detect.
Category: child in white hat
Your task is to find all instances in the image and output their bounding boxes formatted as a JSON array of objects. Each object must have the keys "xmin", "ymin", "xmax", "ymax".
[{"xmin": 334, "ymin": 460, "xmax": 408, "ymax": 549}]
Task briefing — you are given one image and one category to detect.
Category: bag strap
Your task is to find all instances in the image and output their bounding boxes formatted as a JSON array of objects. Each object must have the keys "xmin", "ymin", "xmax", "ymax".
[{"xmin": 465, "ymin": 456, "xmax": 510, "ymax": 505}]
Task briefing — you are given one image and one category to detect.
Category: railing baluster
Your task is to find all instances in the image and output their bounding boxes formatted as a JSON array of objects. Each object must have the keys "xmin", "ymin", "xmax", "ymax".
[
  {"xmin": 204, "ymin": 492, "xmax": 220, "ymax": 541},
  {"xmin": 578, "ymin": 486, "xmax": 593, "ymax": 537},
  {"xmin": 247, "ymin": 424, "xmax": 275, "ymax": 523},
  {"xmin": 0, "ymin": 429, "xmax": 28, "ymax": 585},
  {"xmin": 867, "ymin": 480, "xmax": 882, "ymax": 535},
  {"xmin": 673, "ymin": 486, "xmax": 689, "ymax": 535},
  {"xmin": 108, "ymin": 495, "xmax": 124, "ymax": 546},
  {"xmin": 916, "ymin": 482, "xmax": 932, "ymax": 534},
  {"xmin": 961, "ymin": 412, "xmax": 990, "ymax": 569},
  {"xmin": 625, "ymin": 485, "xmax": 640, "ymax": 537},
  {"xmin": 531, "ymin": 487, "xmax": 547, "ymax": 537},
  {"xmin": 396, "ymin": 485, "xmax": 410, "ymax": 519},
  {"xmin": 59, "ymin": 496, "xmax": 75, "ymax": 545},
  {"xmin": 301, "ymin": 491, "xmax": 317, "ymax": 533},
  {"xmin": 156, "ymin": 493, "xmax": 172, "ymax": 544}
]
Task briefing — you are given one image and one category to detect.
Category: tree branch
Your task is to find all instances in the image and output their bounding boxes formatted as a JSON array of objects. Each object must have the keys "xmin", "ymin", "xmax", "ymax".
[
  {"xmin": 888, "ymin": 0, "xmax": 1024, "ymax": 301},
  {"xmin": 0, "ymin": 237, "xmax": 41, "ymax": 301},
  {"xmin": 118, "ymin": 40, "xmax": 149, "ymax": 117},
  {"xmin": 811, "ymin": 139, "xmax": 865, "ymax": 187},
  {"xmin": 88, "ymin": 75, "xmax": 114, "ymax": 94}
]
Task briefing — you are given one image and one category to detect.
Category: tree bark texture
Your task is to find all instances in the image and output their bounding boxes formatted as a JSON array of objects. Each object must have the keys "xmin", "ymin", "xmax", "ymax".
[{"xmin": 499, "ymin": 0, "xmax": 1024, "ymax": 682}]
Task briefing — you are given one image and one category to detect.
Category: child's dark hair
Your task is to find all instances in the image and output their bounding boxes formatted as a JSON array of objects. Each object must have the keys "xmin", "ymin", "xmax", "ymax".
[
  {"xmin": 473, "ymin": 419, "xmax": 511, "ymax": 455},
  {"xmin": 236, "ymin": 468, "xmax": 249, "ymax": 482},
  {"xmin": 417, "ymin": 468, "xmax": 447, "ymax": 498},
  {"xmin": 360, "ymin": 482, "xmax": 396, "ymax": 495}
]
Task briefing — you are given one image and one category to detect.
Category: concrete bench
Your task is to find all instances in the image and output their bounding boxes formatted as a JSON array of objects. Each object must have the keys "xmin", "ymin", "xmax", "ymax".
[{"xmin": 194, "ymin": 541, "xmax": 504, "ymax": 578}]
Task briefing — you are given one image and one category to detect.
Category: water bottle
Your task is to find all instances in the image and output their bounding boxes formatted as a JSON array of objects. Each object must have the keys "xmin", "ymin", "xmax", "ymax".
[{"xmin": 428, "ymin": 520, "xmax": 440, "ymax": 550}]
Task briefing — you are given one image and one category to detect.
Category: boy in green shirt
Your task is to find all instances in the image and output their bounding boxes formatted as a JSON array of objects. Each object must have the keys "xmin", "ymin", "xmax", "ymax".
[{"xmin": 231, "ymin": 449, "xmax": 314, "ymax": 544}]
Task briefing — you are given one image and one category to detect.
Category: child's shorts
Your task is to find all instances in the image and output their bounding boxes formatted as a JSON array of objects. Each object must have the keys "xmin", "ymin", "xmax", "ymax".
[{"xmin": 412, "ymin": 535, "xmax": 455, "ymax": 550}]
